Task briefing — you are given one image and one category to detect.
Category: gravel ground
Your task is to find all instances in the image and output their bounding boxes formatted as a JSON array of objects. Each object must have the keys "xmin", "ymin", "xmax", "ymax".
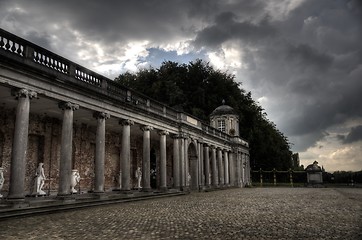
[{"xmin": 0, "ymin": 187, "xmax": 361, "ymax": 240}]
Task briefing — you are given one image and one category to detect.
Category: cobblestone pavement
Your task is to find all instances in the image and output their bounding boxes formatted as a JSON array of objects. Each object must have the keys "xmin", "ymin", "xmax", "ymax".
[{"xmin": 0, "ymin": 188, "xmax": 361, "ymax": 240}]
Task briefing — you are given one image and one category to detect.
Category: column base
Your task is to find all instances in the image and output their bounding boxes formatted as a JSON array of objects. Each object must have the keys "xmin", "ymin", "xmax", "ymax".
[
  {"xmin": 181, "ymin": 186, "xmax": 190, "ymax": 192},
  {"xmin": 5, "ymin": 198, "xmax": 29, "ymax": 209},
  {"xmin": 159, "ymin": 187, "xmax": 168, "ymax": 192},
  {"xmin": 120, "ymin": 190, "xmax": 134, "ymax": 196},
  {"xmin": 141, "ymin": 187, "xmax": 153, "ymax": 192},
  {"xmin": 6, "ymin": 193, "xmax": 25, "ymax": 201},
  {"xmin": 93, "ymin": 192, "xmax": 108, "ymax": 200},
  {"xmin": 56, "ymin": 194, "xmax": 76, "ymax": 203}
]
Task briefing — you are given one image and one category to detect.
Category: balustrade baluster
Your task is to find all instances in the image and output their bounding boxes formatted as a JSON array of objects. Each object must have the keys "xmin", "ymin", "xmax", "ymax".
[
  {"xmin": 11, "ymin": 41, "xmax": 16, "ymax": 52},
  {"xmin": 5, "ymin": 39, "xmax": 10, "ymax": 50},
  {"xmin": 34, "ymin": 52, "xmax": 39, "ymax": 62},
  {"xmin": 16, "ymin": 45, "xmax": 22, "ymax": 55}
]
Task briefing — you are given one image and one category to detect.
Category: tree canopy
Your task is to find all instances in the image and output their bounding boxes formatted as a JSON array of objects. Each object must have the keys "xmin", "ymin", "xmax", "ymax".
[{"xmin": 115, "ymin": 59, "xmax": 293, "ymax": 170}]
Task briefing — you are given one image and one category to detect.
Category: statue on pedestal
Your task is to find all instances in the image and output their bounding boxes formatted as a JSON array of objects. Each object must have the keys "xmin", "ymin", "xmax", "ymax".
[
  {"xmin": 0, "ymin": 167, "xmax": 4, "ymax": 198},
  {"xmin": 34, "ymin": 163, "xmax": 46, "ymax": 195},
  {"xmin": 70, "ymin": 169, "xmax": 80, "ymax": 193},
  {"xmin": 135, "ymin": 167, "xmax": 142, "ymax": 189}
]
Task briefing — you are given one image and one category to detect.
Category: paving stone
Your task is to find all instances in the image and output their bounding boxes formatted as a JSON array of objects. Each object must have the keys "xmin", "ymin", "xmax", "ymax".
[{"xmin": 0, "ymin": 188, "xmax": 361, "ymax": 239}]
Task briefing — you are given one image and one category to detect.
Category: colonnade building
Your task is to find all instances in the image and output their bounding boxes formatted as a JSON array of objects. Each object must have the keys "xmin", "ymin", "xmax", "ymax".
[{"xmin": 0, "ymin": 28, "xmax": 250, "ymax": 200}]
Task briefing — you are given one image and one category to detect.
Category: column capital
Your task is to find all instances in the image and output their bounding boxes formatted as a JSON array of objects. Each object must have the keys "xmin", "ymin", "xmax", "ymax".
[
  {"xmin": 93, "ymin": 111, "xmax": 110, "ymax": 120},
  {"xmin": 172, "ymin": 133, "xmax": 182, "ymax": 139},
  {"xmin": 119, "ymin": 119, "xmax": 134, "ymax": 126},
  {"xmin": 12, "ymin": 88, "xmax": 37, "ymax": 99},
  {"xmin": 180, "ymin": 132, "xmax": 189, "ymax": 139},
  {"xmin": 58, "ymin": 101, "xmax": 79, "ymax": 111},
  {"xmin": 158, "ymin": 130, "xmax": 169, "ymax": 136},
  {"xmin": 140, "ymin": 125, "xmax": 153, "ymax": 131}
]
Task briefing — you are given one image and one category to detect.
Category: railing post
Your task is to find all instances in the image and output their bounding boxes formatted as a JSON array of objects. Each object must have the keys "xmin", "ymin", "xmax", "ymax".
[
  {"xmin": 24, "ymin": 45, "xmax": 34, "ymax": 60},
  {"xmin": 260, "ymin": 168, "xmax": 263, "ymax": 187},
  {"xmin": 273, "ymin": 168, "xmax": 276, "ymax": 186},
  {"xmin": 68, "ymin": 63, "xmax": 76, "ymax": 78},
  {"xmin": 101, "ymin": 78, "xmax": 108, "ymax": 90},
  {"xmin": 289, "ymin": 169, "xmax": 294, "ymax": 187}
]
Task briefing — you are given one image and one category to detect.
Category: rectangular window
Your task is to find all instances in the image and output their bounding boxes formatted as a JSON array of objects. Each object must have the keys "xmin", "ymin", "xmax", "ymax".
[{"xmin": 218, "ymin": 120, "xmax": 225, "ymax": 132}]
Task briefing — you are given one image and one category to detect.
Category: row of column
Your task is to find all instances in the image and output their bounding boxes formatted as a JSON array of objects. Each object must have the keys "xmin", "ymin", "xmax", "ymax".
[
  {"xmin": 7, "ymin": 88, "xmax": 250, "ymax": 199},
  {"xmin": 171, "ymin": 134, "xmax": 251, "ymax": 190},
  {"xmin": 7, "ymin": 88, "xmax": 172, "ymax": 199}
]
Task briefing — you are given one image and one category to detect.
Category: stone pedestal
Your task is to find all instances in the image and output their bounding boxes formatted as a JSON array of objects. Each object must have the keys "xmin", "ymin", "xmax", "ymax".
[{"xmin": 305, "ymin": 161, "xmax": 323, "ymax": 186}]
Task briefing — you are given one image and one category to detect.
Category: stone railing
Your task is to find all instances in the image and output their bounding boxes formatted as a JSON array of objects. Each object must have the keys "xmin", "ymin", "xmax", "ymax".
[
  {"xmin": 251, "ymin": 169, "xmax": 307, "ymax": 187},
  {"xmin": 0, "ymin": 28, "xmax": 248, "ymax": 144}
]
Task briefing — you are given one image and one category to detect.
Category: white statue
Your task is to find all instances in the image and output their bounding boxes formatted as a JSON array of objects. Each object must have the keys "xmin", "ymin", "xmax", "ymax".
[
  {"xmin": 34, "ymin": 163, "xmax": 46, "ymax": 195},
  {"xmin": 135, "ymin": 167, "xmax": 142, "ymax": 189},
  {"xmin": 70, "ymin": 169, "xmax": 80, "ymax": 193},
  {"xmin": 0, "ymin": 167, "xmax": 4, "ymax": 198},
  {"xmin": 187, "ymin": 173, "xmax": 191, "ymax": 186}
]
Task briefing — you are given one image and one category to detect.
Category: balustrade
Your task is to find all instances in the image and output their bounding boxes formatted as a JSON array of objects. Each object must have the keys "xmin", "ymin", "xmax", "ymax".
[{"xmin": 251, "ymin": 169, "xmax": 307, "ymax": 187}]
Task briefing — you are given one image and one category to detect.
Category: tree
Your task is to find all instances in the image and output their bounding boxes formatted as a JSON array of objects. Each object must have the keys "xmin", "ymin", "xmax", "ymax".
[{"xmin": 115, "ymin": 59, "xmax": 293, "ymax": 170}]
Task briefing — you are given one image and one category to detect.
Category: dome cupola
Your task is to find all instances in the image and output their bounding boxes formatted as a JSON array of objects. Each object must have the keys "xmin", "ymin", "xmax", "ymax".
[{"xmin": 210, "ymin": 100, "xmax": 239, "ymax": 136}]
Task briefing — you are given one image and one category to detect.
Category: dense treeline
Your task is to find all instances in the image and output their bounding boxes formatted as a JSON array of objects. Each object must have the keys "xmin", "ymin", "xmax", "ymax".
[
  {"xmin": 324, "ymin": 171, "xmax": 362, "ymax": 184},
  {"xmin": 115, "ymin": 60, "xmax": 293, "ymax": 170}
]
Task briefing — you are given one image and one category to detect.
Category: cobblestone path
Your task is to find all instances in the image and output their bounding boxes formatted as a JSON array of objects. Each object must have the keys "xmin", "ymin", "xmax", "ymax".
[{"xmin": 0, "ymin": 188, "xmax": 361, "ymax": 239}]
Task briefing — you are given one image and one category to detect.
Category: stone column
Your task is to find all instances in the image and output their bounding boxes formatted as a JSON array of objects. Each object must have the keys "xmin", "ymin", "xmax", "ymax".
[
  {"xmin": 93, "ymin": 112, "xmax": 110, "ymax": 193},
  {"xmin": 236, "ymin": 151, "xmax": 242, "ymax": 187},
  {"xmin": 217, "ymin": 148, "xmax": 224, "ymax": 186},
  {"xmin": 141, "ymin": 125, "xmax": 153, "ymax": 191},
  {"xmin": 211, "ymin": 146, "xmax": 218, "ymax": 187},
  {"xmin": 184, "ymin": 137, "xmax": 189, "ymax": 187},
  {"xmin": 199, "ymin": 141, "xmax": 204, "ymax": 188},
  {"xmin": 159, "ymin": 130, "xmax": 169, "ymax": 191},
  {"xmin": 224, "ymin": 150, "xmax": 229, "ymax": 186},
  {"xmin": 172, "ymin": 134, "xmax": 180, "ymax": 189},
  {"xmin": 204, "ymin": 144, "xmax": 210, "ymax": 188},
  {"xmin": 180, "ymin": 137, "xmax": 185, "ymax": 188},
  {"xmin": 120, "ymin": 119, "xmax": 134, "ymax": 191},
  {"xmin": 246, "ymin": 154, "xmax": 251, "ymax": 185},
  {"xmin": 8, "ymin": 89, "xmax": 37, "ymax": 199},
  {"xmin": 58, "ymin": 102, "xmax": 79, "ymax": 196},
  {"xmin": 229, "ymin": 151, "xmax": 235, "ymax": 186}
]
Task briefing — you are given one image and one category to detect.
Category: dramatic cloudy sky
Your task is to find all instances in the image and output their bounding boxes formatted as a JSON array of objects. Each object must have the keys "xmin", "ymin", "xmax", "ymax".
[{"xmin": 1, "ymin": 0, "xmax": 361, "ymax": 171}]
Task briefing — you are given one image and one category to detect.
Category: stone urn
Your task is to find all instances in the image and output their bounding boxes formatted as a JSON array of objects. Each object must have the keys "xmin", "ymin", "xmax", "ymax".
[
  {"xmin": 70, "ymin": 169, "xmax": 80, "ymax": 193},
  {"xmin": 0, "ymin": 167, "xmax": 4, "ymax": 198}
]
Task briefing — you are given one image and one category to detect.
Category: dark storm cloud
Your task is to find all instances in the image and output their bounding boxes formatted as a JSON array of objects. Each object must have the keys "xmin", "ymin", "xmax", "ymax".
[
  {"xmin": 344, "ymin": 125, "xmax": 362, "ymax": 144},
  {"xmin": 193, "ymin": 12, "xmax": 276, "ymax": 48},
  {"xmin": 285, "ymin": 44, "xmax": 333, "ymax": 72},
  {"xmin": 207, "ymin": 0, "xmax": 362, "ymax": 152},
  {"xmin": 1, "ymin": 0, "xmax": 361, "ymax": 155}
]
